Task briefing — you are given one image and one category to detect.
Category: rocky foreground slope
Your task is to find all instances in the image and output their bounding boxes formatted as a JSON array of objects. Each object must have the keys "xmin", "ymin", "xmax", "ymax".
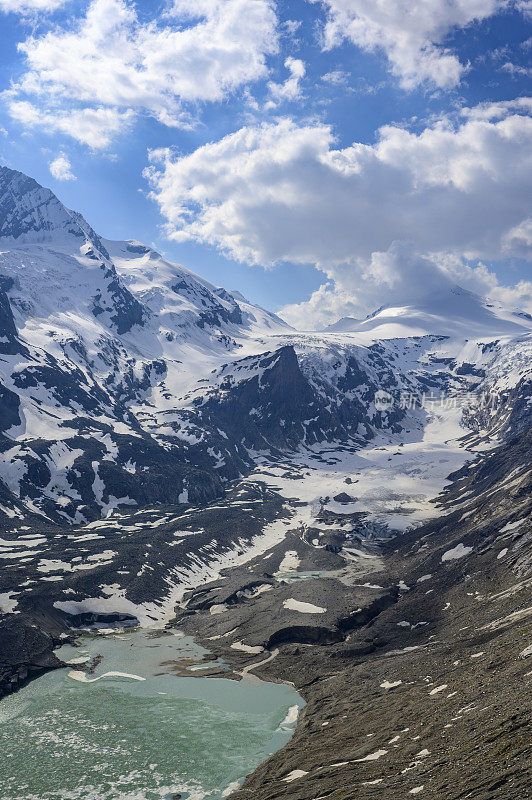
[
  {"xmin": 0, "ymin": 168, "xmax": 530, "ymax": 798},
  {"xmin": 177, "ymin": 419, "xmax": 531, "ymax": 800}
]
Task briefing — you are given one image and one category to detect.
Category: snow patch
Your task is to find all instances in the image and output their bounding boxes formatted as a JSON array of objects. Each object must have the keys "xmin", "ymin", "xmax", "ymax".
[
  {"xmin": 283, "ymin": 598, "xmax": 326, "ymax": 614},
  {"xmin": 442, "ymin": 543, "xmax": 472, "ymax": 561}
]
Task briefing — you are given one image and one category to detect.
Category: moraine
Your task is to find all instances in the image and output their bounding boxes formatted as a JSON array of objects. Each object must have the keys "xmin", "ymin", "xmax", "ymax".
[{"xmin": 0, "ymin": 628, "xmax": 304, "ymax": 800}]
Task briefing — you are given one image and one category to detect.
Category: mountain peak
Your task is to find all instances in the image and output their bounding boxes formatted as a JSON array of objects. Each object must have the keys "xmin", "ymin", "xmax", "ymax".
[{"xmin": 0, "ymin": 166, "xmax": 101, "ymax": 250}]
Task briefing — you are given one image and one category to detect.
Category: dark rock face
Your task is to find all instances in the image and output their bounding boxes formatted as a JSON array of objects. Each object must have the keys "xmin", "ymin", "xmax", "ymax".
[
  {"xmin": 197, "ymin": 346, "xmax": 332, "ymax": 450},
  {"xmin": 0, "ymin": 383, "xmax": 20, "ymax": 432},
  {"xmin": 66, "ymin": 611, "xmax": 138, "ymax": 627},
  {"xmin": 0, "ymin": 614, "xmax": 66, "ymax": 699},
  {"xmin": 0, "ymin": 277, "xmax": 23, "ymax": 356},
  {"xmin": 189, "ymin": 342, "xmax": 411, "ymax": 458},
  {"xmin": 92, "ymin": 267, "xmax": 145, "ymax": 334},
  {"xmin": 267, "ymin": 625, "xmax": 345, "ymax": 648}
]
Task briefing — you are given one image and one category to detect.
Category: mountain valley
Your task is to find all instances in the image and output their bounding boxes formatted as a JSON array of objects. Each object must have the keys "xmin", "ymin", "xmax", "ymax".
[{"xmin": 0, "ymin": 167, "xmax": 530, "ymax": 800}]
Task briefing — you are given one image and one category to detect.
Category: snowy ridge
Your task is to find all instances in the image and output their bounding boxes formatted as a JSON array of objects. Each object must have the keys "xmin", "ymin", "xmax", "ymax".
[
  {"xmin": 0, "ymin": 166, "xmax": 530, "ymax": 525},
  {"xmin": 323, "ymin": 286, "xmax": 532, "ymax": 339}
]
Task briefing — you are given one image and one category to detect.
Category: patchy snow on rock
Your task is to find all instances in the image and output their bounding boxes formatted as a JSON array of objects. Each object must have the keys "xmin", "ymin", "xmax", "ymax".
[
  {"xmin": 283, "ymin": 598, "xmax": 326, "ymax": 614},
  {"xmin": 0, "ymin": 591, "xmax": 19, "ymax": 613},
  {"xmin": 429, "ymin": 684, "xmax": 448, "ymax": 695},
  {"xmin": 282, "ymin": 769, "xmax": 309, "ymax": 782},
  {"xmin": 355, "ymin": 749, "xmax": 388, "ymax": 762},
  {"xmin": 380, "ymin": 679, "xmax": 402, "ymax": 689},
  {"xmin": 209, "ymin": 603, "xmax": 228, "ymax": 615},
  {"xmin": 54, "ymin": 512, "xmax": 295, "ymax": 627},
  {"xmin": 442, "ymin": 543, "xmax": 472, "ymax": 561},
  {"xmin": 275, "ymin": 550, "xmax": 300, "ymax": 573},
  {"xmin": 500, "ymin": 519, "xmax": 526, "ymax": 533},
  {"xmin": 230, "ymin": 641, "xmax": 264, "ymax": 654}
]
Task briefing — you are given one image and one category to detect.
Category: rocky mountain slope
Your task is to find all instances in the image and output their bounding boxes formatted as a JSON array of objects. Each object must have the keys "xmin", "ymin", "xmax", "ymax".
[
  {"xmin": 195, "ymin": 418, "xmax": 531, "ymax": 800},
  {"xmin": 0, "ymin": 167, "xmax": 530, "ymax": 799}
]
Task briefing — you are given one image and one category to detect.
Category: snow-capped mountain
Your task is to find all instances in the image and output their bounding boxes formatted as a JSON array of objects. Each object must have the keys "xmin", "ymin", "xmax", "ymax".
[
  {"xmin": 324, "ymin": 285, "xmax": 531, "ymax": 338},
  {"xmin": 0, "ymin": 167, "xmax": 530, "ymax": 527},
  {"xmin": 0, "ymin": 170, "xmax": 530, "ymax": 787},
  {"xmin": 0, "ymin": 167, "xmax": 293, "ymax": 522}
]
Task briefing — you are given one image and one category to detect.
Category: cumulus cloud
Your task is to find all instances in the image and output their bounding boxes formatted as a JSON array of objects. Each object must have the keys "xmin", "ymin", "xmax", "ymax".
[
  {"xmin": 310, "ymin": 0, "xmax": 521, "ymax": 89},
  {"xmin": 7, "ymin": 0, "xmax": 278, "ymax": 146},
  {"xmin": 48, "ymin": 153, "xmax": 76, "ymax": 181},
  {"xmin": 145, "ymin": 106, "xmax": 532, "ymax": 264},
  {"xmin": 266, "ymin": 57, "xmax": 306, "ymax": 107},
  {"xmin": 461, "ymin": 96, "xmax": 532, "ymax": 120},
  {"xmin": 145, "ymin": 102, "xmax": 532, "ymax": 325}
]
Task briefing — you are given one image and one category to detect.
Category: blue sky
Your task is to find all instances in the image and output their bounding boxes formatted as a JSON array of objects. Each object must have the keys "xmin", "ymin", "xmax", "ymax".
[{"xmin": 0, "ymin": 0, "xmax": 530, "ymax": 325}]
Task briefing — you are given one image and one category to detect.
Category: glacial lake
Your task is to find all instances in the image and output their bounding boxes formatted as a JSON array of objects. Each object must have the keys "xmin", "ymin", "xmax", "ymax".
[{"xmin": 0, "ymin": 629, "xmax": 304, "ymax": 800}]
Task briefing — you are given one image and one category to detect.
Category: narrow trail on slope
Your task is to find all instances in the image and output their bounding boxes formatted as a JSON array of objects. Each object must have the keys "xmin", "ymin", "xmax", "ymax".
[{"xmin": 239, "ymin": 648, "xmax": 280, "ymax": 680}]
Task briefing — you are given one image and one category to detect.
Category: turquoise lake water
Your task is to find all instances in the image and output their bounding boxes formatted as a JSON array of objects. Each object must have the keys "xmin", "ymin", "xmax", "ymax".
[{"xmin": 0, "ymin": 629, "xmax": 304, "ymax": 800}]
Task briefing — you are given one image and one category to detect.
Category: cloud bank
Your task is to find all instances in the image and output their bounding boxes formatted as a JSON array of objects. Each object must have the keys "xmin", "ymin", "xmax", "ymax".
[{"xmin": 145, "ymin": 101, "xmax": 532, "ymax": 326}]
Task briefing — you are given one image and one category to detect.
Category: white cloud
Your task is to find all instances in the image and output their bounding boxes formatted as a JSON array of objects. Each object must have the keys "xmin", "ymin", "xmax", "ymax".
[
  {"xmin": 266, "ymin": 57, "xmax": 306, "ymax": 107},
  {"xmin": 8, "ymin": 0, "xmax": 278, "ymax": 146},
  {"xmin": 282, "ymin": 19, "xmax": 302, "ymax": 38},
  {"xmin": 461, "ymin": 97, "xmax": 532, "ymax": 120},
  {"xmin": 0, "ymin": 0, "xmax": 66, "ymax": 12},
  {"xmin": 516, "ymin": 0, "xmax": 532, "ymax": 16},
  {"xmin": 321, "ymin": 69, "xmax": 349, "ymax": 85},
  {"xmin": 145, "ymin": 107, "xmax": 532, "ymax": 264},
  {"xmin": 501, "ymin": 61, "xmax": 532, "ymax": 77},
  {"xmin": 145, "ymin": 103, "xmax": 532, "ymax": 324},
  {"xmin": 8, "ymin": 100, "xmax": 134, "ymax": 149},
  {"xmin": 311, "ymin": 0, "xmax": 519, "ymax": 89},
  {"xmin": 49, "ymin": 153, "xmax": 76, "ymax": 181}
]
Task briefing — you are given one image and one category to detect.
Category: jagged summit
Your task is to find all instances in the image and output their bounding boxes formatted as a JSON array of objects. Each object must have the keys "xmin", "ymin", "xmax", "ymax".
[
  {"xmin": 0, "ymin": 167, "xmax": 296, "ymax": 522},
  {"xmin": 0, "ymin": 166, "xmax": 104, "ymax": 251}
]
